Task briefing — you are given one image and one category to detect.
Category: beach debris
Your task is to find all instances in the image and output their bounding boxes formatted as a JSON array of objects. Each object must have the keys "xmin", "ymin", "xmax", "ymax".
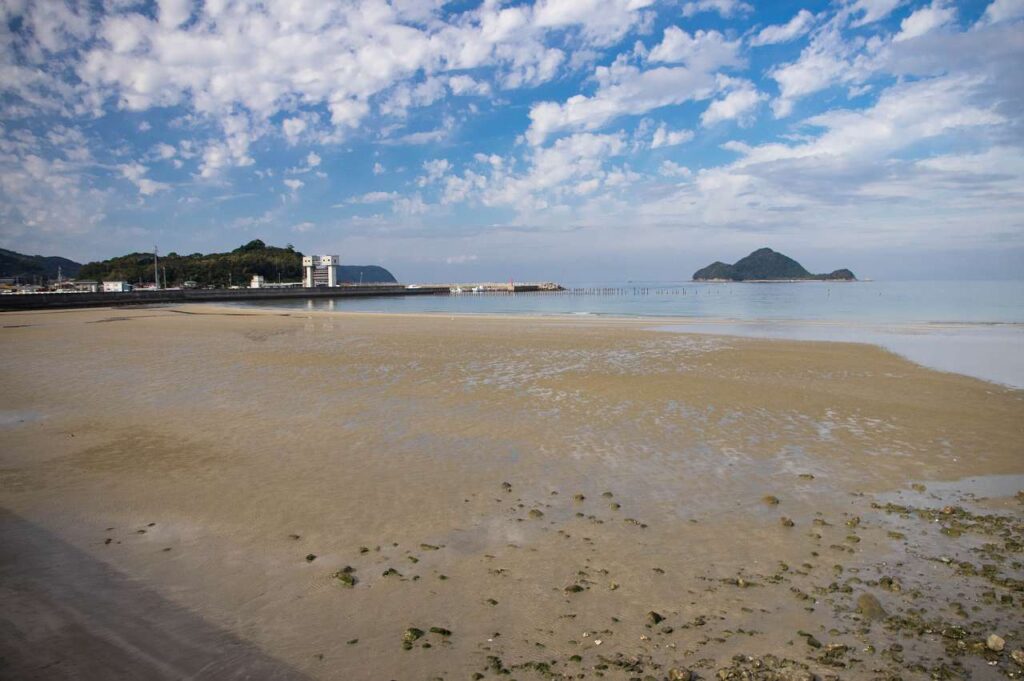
[
  {"xmin": 573, "ymin": 494, "xmax": 586, "ymax": 502},
  {"xmin": 564, "ymin": 584, "xmax": 586, "ymax": 593},
  {"xmin": 987, "ymin": 634, "xmax": 1005, "ymax": 652},
  {"xmin": 763, "ymin": 495, "xmax": 780, "ymax": 505},
  {"xmin": 1012, "ymin": 649, "xmax": 1024, "ymax": 666},
  {"xmin": 332, "ymin": 566, "xmax": 357, "ymax": 587},
  {"xmin": 305, "ymin": 554, "xmax": 317, "ymax": 562},
  {"xmin": 429, "ymin": 627, "xmax": 452, "ymax": 636},
  {"xmin": 486, "ymin": 598, "xmax": 498, "ymax": 606},
  {"xmin": 668, "ymin": 668, "xmax": 692, "ymax": 681},
  {"xmin": 401, "ymin": 627, "xmax": 425, "ymax": 649},
  {"xmin": 780, "ymin": 517, "xmax": 795, "ymax": 527},
  {"xmin": 502, "ymin": 481, "xmax": 512, "ymax": 492},
  {"xmin": 359, "ymin": 546, "xmax": 369, "ymax": 554},
  {"xmin": 382, "ymin": 567, "xmax": 402, "ymax": 577},
  {"xmin": 856, "ymin": 593, "xmax": 887, "ymax": 620},
  {"xmin": 602, "ymin": 491, "xmax": 614, "ymax": 498},
  {"xmin": 528, "ymin": 509, "xmax": 545, "ymax": 519},
  {"xmin": 609, "ymin": 502, "xmax": 621, "ymax": 510},
  {"xmin": 288, "ymin": 534, "xmax": 301, "ymax": 540},
  {"xmin": 420, "ymin": 543, "xmax": 440, "ymax": 551},
  {"xmin": 798, "ymin": 474, "xmax": 815, "ymax": 480},
  {"xmin": 646, "ymin": 611, "xmax": 665, "ymax": 625},
  {"xmin": 797, "ymin": 630, "xmax": 822, "ymax": 648}
]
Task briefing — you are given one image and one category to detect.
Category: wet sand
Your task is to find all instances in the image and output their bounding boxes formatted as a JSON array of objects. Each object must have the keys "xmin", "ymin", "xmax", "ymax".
[{"xmin": 1, "ymin": 305, "xmax": 1022, "ymax": 680}]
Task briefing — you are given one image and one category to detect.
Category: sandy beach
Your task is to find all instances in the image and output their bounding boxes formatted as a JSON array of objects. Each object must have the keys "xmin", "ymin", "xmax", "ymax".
[{"xmin": 1, "ymin": 305, "xmax": 1022, "ymax": 680}]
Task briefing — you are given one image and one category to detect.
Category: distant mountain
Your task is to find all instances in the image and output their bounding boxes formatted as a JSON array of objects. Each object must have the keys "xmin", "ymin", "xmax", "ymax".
[
  {"xmin": 0, "ymin": 248, "xmax": 82, "ymax": 281},
  {"xmin": 336, "ymin": 265, "xmax": 397, "ymax": 284},
  {"xmin": 693, "ymin": 248, "xmax": 856, "ymax": 282},
  {"xmin": 78, "ymin": 240, "xmax": 397, "ymax": 287}
]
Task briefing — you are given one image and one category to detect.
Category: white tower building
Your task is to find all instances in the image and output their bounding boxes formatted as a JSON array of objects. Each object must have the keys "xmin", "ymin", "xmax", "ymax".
[{"xmin": 302, "ymin": 255, "xmax": 341, "ymax": 288}]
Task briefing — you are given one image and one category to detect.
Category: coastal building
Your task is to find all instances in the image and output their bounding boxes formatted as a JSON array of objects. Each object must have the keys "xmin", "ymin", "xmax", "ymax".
[
  {"xmin": 250, "ymin": 275, "xmax": 265, "ymax": 289},
  {"xmin": 302, "ymin": 255, "xmax": 340, "ymax": 288},
  {"xmin": 68, "ymin": 280, "xmax": 100, "ymax": 293},
  {"xmin": 102, "ymin": 281, "xmax": 132, "ymax": 293}
]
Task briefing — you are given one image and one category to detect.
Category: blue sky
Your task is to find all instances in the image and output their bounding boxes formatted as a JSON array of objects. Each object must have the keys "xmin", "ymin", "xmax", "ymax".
[{"xmin": 1, "ymin": 0, "xmax": 1022, "ymax": 281}]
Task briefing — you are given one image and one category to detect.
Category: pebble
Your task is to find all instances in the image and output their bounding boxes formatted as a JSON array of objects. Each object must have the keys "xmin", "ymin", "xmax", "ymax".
[
  {"xmin": 856, "ymin": 593, "xmax": 888, "ymax": 620},
  {"xmin": 987, "ymin": 634, "xmax": 1005, "ymax": 652}
]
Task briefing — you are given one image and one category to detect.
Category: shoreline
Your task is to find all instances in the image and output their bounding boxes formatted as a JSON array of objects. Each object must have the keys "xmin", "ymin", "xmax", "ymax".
[
  {"xmin": 61, "ymin": 303, "xmax": 1024, "ymax": 390},
  {"xmin": 8, "ymin": 303, "xmax": 1023, "ymax": 389}
]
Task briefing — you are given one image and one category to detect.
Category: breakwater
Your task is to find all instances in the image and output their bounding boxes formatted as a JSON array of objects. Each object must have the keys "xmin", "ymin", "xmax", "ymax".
[{"xmin": 0, "ymin": 284, "xmax": 449, "ymax": 311}]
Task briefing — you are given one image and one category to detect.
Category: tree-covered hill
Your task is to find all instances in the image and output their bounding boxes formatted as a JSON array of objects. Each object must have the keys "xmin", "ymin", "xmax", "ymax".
[
  {"xmin": 0, "ymin": 248, "xmax": 82, "ymax": 282},
  {"xmin": 78, "ymin": 240, "xmax": 397, "ymax": 287},
  {"xmin": 692, "ymin": 248, "xmax": 856, "ymax": 282}
]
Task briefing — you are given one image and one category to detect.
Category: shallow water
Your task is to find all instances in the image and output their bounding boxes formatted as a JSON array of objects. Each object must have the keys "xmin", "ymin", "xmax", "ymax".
[
  {"xmin": 652, "ymin": 320, "xmax": 1024, "ymax": 389},
  {"xmin": 232, "ymin": 280, "xmax": 1024, "ymax": 388},
  {"xmin": 235, "ymin": 280, "xmax": 1024, "ymax": 323}
]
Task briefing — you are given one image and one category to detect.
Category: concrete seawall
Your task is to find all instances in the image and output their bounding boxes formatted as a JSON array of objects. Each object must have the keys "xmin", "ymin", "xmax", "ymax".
[{"xmin": 0, "ymin": 285, "xmax": 449, "ymax": 311}]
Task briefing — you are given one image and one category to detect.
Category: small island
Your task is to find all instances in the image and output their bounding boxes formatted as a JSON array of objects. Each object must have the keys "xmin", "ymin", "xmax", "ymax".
[{"xmin": 692, "ymin": 248, "xmax": 856, "ymax": 282}]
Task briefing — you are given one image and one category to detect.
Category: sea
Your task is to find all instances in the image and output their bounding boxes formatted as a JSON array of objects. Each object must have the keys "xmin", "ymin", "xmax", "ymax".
[{"xmin": 233, "ymin": 280, "xmax": 1024, "ymax": 389}]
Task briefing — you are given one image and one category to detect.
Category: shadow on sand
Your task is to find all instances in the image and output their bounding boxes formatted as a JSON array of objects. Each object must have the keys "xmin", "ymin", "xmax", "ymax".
[{"xmin": 0, "ymin": 509, "xmax": 314, "ymax": 680}]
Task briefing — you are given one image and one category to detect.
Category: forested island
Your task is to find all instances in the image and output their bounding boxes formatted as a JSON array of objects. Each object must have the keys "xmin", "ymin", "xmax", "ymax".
[
  {"xmin": 693, "ymin": 248, "xmax": 855, "ymax": 282},
  {"xmin": 78, "ymin": 240, "xmax": 396, "ymax": 288}
]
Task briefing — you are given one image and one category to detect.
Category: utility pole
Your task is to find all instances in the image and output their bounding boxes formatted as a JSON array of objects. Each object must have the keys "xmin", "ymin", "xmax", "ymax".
[{"xmin": 154, "ymin": 245, "xmax": 160, "ymax": 289}]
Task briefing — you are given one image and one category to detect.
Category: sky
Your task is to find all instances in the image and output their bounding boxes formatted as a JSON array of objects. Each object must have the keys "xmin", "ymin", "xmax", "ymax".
[{"xmin": 1, "ymin": 0, "xmax": 1022, "ymax": 282}]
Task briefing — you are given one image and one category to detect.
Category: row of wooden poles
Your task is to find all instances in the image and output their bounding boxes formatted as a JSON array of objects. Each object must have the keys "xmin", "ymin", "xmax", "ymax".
[{"xmin": 469, "ymin": 287, "xmax": 719, "ymax": 296}]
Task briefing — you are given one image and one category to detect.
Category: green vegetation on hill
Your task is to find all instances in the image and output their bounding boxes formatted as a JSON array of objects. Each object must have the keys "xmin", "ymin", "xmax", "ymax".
[
  {"xmin": 692, "ymin": 248, "xmax": 856, "ymax": 282},
  {"xmin": 0, "ymin": 248, "xmax": 82, "ymax": 282},
  {"xmin": 78, "ymin": 240, "xmax": 397, "ymax": 287}
]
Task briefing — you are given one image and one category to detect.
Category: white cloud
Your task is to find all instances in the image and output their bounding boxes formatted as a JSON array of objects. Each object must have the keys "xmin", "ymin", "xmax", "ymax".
[
  {"xmin": 448, "ymin": 75, "xmax": 491, "ymax": 96},
  {"xmin": 291, "ymin": 221, "xmax": 315, "ymax": 233},
  {"xmin": 648, "ymin": 27, "xmax": 742, "ymax": 70},
  {"xmin": 894, "ymin": 1, "xmax": 957, "ymax": 42},
  {"xmin": 283, "ymin": 178, "xmax": 304, "ymax": 192},
  {"xmin": 282, "ymin": 117, "xmax": 307, "ymax": 146},
  {"xmin": 650, "ymin": 125, "xmax": 694, "ymax": 148},
  {"xmin": 527, "ymin": 28, "xmax": 742, "ymax": 144},
  {"xmin": 158, "ymin": 0, "xmax": 192, "ymax": 29},
  {"xmin": 980, "ymin": 0, "xmax": 1024, "ymax": 24},
  {"xmin": 373, "ymin": 162, "xmax": 385, "ymax": 175},
  {"xmin": 532, "ymin": 0, "xmax": 657, "ymax": 45},
  {"xmin": 701, "ymin": 83, "xmax": 764, "ymax": 126},
  {"xmin": 749, "ymin": 10, "xmax": 815, "ymax": 46},
  {"xmin": 681, "ymin": 0, "xmax": 752, "ymax": 18},
  {"xmin": 418, "ymin": 158, "xmax": 452, "ymax": 186},
  {"xmin": 769, "ymin": 22, "xmax": 862, "ymax": 118},
  {"xmin": 153, "ymin": 143, "xmax": 177, "ymax": 159},
  {"xmin": 659, "ymin": 160, "xmax": 691, "ymax": 177},
  {"xmin": 118, "ymin": 162, "xmax": 167, "ymax": 195},
  {"xmin": 346, "ymin": 191, "xmax": 399, "ymax": 204},
  {"xmin": 445, "ymin": 254, "xmax": 478, "ymax": 264},
  {"xmin": 850, "ymin": 0, "xmax": 904, "ymax": 27}
]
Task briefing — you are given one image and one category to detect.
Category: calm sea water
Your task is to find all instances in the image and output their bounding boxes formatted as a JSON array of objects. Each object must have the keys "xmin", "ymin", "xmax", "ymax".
[
  {"xmin": 233, "ymin": 280, "xmax": 1024, "ymax": 388},
  {"xmin": 237, "ymin": 280, "xmax": 1024, "ymax": 323}
]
